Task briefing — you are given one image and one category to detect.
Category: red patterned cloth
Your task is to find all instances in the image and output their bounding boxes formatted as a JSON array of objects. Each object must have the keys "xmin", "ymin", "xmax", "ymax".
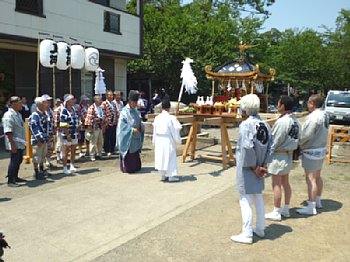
[
  {"xmin": 53, "ymin": 104, "xmax": 62, "ymax": 131},
  {"xmin": 85, "ymin": 104, "xmax": 104, "ymax": 128},
  {"xmin": 101, "ymin": 100, "xmax": 117, "ymax": 126}
]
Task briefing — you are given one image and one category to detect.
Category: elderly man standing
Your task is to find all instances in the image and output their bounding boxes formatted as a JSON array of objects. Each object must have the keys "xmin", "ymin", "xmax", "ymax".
[
  {"xmin": 60, "ymin": 94, "xmax": 80, "ymax": 175},
  {"xmin": 101, "ymin": 90, "xmax": 118, "ymax": 157},
  {"xmin": 297, "ymin": 94, "xmax": 329, "ymax": 215},
  {"xmin": 41, "ymin": 94, "xmax": 55, "ymax": 170},
  {"xmin": 231, "ymin": 94, "xmax": 273, "ymax": 245},
  {"xmin": 2, "ymin": 96, "xmax": 27, "ymax": 187},
  {"xmin": 29, "ymin": 97, "xmax": 49, "ymax": 180},
  {"xmin": 85, "ymin": 95, "xmax": 105, "ymax": 161},
  {"xmin": 117, "ymin": 90, "xmax": 144, "ymax": 173},
  {"xmin": 265, "ymin": 95, "xmax": 301, "ymax": 221}
]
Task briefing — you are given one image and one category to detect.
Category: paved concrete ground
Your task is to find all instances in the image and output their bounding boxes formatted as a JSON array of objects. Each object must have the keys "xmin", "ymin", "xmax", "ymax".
[
  {"xmin": 0, "ymin": 140, "xmax": 235, "ymax": 261},
  {"xmin": 1, "ymin": 125, "xmax": 350, "ymax": 261}
]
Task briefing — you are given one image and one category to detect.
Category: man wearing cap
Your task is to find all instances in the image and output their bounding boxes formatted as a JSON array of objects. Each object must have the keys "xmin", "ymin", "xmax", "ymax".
[
  {"xmin": 2, "ymin": 96, "xmax": 27, "ymax": 186},
  {"xmin": 60, "ymin": 94, "xmax": 80, "ymax": 175},
  {"xmin": 85, "ymin": 95, "xmax": 105, "ymax": 161},
  {"xmin": 77, "ymin": 95, "xmax": 90, "ymax": 157},
  {"xmin": 42, "ymin": 94, "xmax": 56, "ymax": 170},
  {"xmin": 117, "ymin": 90, "xmax": 144, "ymax": 173},
  {"xmin": 29, "ymin": 97, "xmax": 50, "ymax": 180},
  {"xmin": 101, "ymin": 90, "xmax": 118, "ymax": 157}
]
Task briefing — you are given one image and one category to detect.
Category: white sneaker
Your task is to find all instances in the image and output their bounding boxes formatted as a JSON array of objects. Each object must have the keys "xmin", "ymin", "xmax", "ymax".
[
  {"xmin": 296, "ymin": 207, "xmax": 317, "ymax": 215},
  {"xmin": 91, "ymin": 156, "xmax": 96, "ymax": 161},
  {"xmin": 107, "ymin": 152, "xmax": 112, "ymax": 157},
  {"xmin": 70, "ymin": 166, "xmax": 80, "ymax": 173},
  {"xmin": 230, "ymin": 233, "xmax": 253, "ymax": 244},
  {"xmin": 168, "ymin": 176, "xmax": 180, "ymax": 182},
  {"xmin": 281, "ymin": 207, "xmax": 290, "ymax": 218},
  {"xmin": 265, "ymin": 211, "xmax": 281, "ymax": 221},
  {"xmin": 316, "ymin": 201, "xmax": 323, "ymax": 209},
  {"xmin": 63, "ymin": 168, "xmax": 71, "ymax": 175},
  {"xmin": 253, "ymin": 228, "xmax": 265, "ymax": 238},
  {"xmin": 79, "ymin": 152, "xmax": 85, "ymax": 158}
]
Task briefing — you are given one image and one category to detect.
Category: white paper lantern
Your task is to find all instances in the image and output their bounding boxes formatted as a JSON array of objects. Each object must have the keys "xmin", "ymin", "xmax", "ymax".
[
  {"xmin": 40, "ymin": 39, "xmax": 57, "ymax": 68},
  {"xmin": 71, "ymin": 44, "xmax": 85, "ymax": 69},
  {"xmin": 85, "ymin": 47, "xmax": 99, "ymax": 71},
  {"xmin": 56, "ymin": 42, "xmax": 70, "ymax": 70}
]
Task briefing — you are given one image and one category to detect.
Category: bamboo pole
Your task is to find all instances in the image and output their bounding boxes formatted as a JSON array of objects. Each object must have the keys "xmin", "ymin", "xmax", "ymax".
[
  {"xmin": 211, "ymin": 80, "xmax": 215, "ymax": 98},
  {"xmin": 23, "ymin": 118, "xmax": 32, "ymax": 164},
  {"xmin": 266, "ymin": 82, "xmax": 269, "ymax": 113}
]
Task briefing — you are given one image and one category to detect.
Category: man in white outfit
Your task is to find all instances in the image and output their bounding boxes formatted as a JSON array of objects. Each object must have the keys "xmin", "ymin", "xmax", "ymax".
[{"xmin": 152, "ymin": 98, "xmax": 182, "ymax": 182}]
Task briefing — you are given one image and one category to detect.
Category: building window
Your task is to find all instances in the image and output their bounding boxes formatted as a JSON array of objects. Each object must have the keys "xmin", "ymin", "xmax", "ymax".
[
  {"xmin": 16, "ymin": 0, "xmax": 43, "ymax": 16},
  {"xmin": 90, "ymin": 0, "xmax": 126, "ymax": 11},
  {"xmin": 104, "ymin": 11, "xmax": 121, "ymax": 35}
]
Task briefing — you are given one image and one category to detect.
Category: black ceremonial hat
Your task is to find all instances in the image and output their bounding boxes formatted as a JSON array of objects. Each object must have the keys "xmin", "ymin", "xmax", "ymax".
[{"xmin": 128, "ymin": 90, "xmax": 139, "ymax": 102}]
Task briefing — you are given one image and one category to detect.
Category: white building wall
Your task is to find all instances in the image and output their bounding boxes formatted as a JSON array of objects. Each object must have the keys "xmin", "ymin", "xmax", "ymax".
[
  {"xmin": 0, "ymin": 0, "xmax": 141, "ymax": 56},
  {"xmin": 114, "ymin": 58, "xmax": 127, "ymax": 95}
]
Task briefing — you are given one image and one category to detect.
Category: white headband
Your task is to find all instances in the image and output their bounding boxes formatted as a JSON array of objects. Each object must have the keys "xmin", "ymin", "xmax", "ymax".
[{"xmin": 64, "ymin": 95, "xmax": 74, "ymax": 102}]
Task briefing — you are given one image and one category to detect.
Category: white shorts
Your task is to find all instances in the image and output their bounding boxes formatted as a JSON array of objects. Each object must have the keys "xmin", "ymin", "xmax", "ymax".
[{"xmin": 63, "ymin": 138, "xmax": 78, "ymax": 146}]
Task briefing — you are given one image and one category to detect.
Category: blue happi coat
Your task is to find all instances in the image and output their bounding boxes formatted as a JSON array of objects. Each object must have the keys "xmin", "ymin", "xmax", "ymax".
[{"xmin": 235, "ymin": 115, "xmax": 274, "ymax": 194}]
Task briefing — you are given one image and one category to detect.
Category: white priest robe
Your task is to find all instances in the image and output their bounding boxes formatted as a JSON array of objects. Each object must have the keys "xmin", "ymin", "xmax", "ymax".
[{"xmin": 152, "ymin": 110, "xmax": 182, "ymax": 176}]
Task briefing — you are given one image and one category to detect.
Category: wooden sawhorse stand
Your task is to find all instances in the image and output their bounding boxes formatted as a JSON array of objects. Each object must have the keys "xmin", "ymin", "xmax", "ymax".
[{"xmin": 182, "ymin": 114, "xmax": 241, "ymax": 169}]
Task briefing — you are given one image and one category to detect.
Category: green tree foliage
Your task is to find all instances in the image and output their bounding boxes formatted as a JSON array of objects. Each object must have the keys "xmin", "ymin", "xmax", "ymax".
[
  {"xmin": 128, "ymin": 0, "xmax": 350, "ymax": 102},
  {"xmin": 128, "ymin": 0, "xmax": 268, "ymax": 101}
]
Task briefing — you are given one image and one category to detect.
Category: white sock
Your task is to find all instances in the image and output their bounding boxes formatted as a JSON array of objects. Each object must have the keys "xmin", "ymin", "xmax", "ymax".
[
  {"xmin": 283, "ymin": 204, "xmax": 289, "ymax": 210},
  {"xmin": 63, "ymin": 166, "xmax": 68, "ymax": 171},
  {"xmin": 70, "ymin": 164, "xmax": 75, "ymax": 169},
  {"xmin": 316, "ymin": 196, "xmax": 321, "ymax": 204},
  {"xmin": 273, "ymin": 207, "xmax": 281, "ymax": 213},
  {"xmin": 309, "ymin": 201, "xmax": 316, "ymax": 209}
]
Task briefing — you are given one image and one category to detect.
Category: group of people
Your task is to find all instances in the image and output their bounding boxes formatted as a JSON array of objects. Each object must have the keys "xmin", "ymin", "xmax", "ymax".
[
  {"xmin": 231, "ymin": 93, "xmax": 329, "ymax": 244},
  {"xmin": 2, "ymin": 89, "xmax": 162, "ymax": 186},
  {"xmin": 2, "ymin": 91, "xmax": 330, "ymax": 244}
]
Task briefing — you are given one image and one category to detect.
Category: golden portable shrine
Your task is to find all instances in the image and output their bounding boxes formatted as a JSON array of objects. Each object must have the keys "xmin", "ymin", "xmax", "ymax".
[
  {"xmin": 187, "ymin": 43, "xmax": 276, "ymax": 116},
  {"xmin": 180, "ymin": 43, "xmax": 276, "ymax": 169}
]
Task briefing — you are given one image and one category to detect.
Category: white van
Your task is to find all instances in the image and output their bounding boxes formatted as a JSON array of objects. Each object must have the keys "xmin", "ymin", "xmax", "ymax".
[{"xmin": 324, "ymin": 90, "xmax": 350, "ymax": 123}]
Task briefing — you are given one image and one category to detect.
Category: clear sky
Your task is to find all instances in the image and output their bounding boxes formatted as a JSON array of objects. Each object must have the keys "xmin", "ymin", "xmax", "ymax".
[
  {"xmin": 262, "ymin": 0, "xmax": 350, "ymax": 32},
  {"xmin": 182, "ymin": 0, "xmax": 350, "ymax": 32}
]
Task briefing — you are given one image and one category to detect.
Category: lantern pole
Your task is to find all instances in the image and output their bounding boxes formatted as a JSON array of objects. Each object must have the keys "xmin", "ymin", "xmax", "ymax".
[
  {"xmin": 84, "ymin": 41, "xmax": 92, "ymax": 95},
  {"xmin": 52, "ymin": 35, "xmax": 63, "ymax": 101},
  {"xmin": 69, "ymin": 38, "xmax": 77, "ymax": 94},
  {"xmin": 36, "ymin": 33, "xmax": 40, "ymax": 97}
]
